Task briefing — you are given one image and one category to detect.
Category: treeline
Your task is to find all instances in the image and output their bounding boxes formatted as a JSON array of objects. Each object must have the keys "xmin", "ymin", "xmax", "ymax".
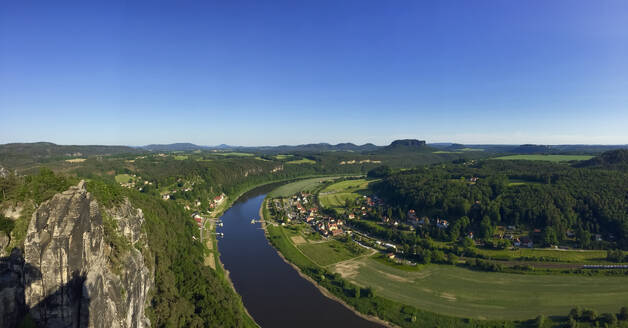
[{"xmin": 370, "ymin": 160, "xmax": 628, "ymax": 249}]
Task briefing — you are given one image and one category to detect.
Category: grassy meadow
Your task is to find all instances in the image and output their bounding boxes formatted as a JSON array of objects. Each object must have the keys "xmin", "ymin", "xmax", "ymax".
[
  {"xmin": 333, "ymin": 258, "xmax": 628, "ymax": 320},
  {"xmin": 267, "ymin": 177, "xmax": 338, "ymax": 197},
  {"xmin": 285, "ymin": 158, "xmax": 316, "ymax": 164},
  {"xmin": 114, "ymin": 174, "xmax": 133, "ymax": 184},
  {"xmin": 319, "ymin": 179, "xmax": 371, "ymax": 213}
]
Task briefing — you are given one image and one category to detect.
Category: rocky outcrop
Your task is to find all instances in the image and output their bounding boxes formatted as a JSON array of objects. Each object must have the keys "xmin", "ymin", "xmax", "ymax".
[
  {"xmin": 0, "ymin": 181, "xmax": 152, "ymax": 328},
  {"xmin": 0, "ymin": 165, "xmax": 8, "ymax": 178}
]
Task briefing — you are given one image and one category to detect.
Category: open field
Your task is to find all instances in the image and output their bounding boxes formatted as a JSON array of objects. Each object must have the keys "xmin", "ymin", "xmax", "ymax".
[
  {"xmin": 65, "ymin": 158, "xmax": 86, "ymax": 163},
  {"xmin": 333, "ymin": 257, "xmax": 628, "ymax": 320},
  {"xmin": 286, "ymin": 158, "xmax": 316, "ymax": 164},
  {"xmin": 319, "ymin": 179, "xmax": 371, "ymax": 212},
  {"xmin": 275, "ymin": 154, "xmax": 293, "ymax": 160},
  {"xmin": 211, "ymin": 152, "xmax": 255, "ymax": 157},
  {"xmin": 173, "ymin": 155, "xmax": 188, "ymax": 160},
  {"xmin": 507, "ymin": 178, "xmax": 543, "ymax": 187},
  {"xmin": 298, "ymin": 239, "xmax": 366, "ymax": 267},
  {"xmin": 267, "ymin": 177, "xmax": 338, "ymax": 197},
  {"xmin": 493, "ymin": 154, "xmax": 594, "ymax": 162},
  {"xmin": 114, "ymin": 174, "xmax": 133, "ymax": 184},
  {"xmin": 475, "ymin": 247, "xmax": 608, "ymax": 263}
]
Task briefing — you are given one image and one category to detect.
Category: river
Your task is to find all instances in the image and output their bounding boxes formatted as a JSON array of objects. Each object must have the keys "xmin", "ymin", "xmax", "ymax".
[{"xmin": 217, "ymin": 185, "xmax": 384, "ymax": 328}]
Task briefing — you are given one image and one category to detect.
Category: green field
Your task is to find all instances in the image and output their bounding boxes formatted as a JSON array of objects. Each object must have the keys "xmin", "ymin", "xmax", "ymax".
[
  {"xmin": 333, "ymin": 258, "xmax": 628, "ymax": 320},
  {"xmin": 114, "ymin": 174, "xmax": 133, "ymax": 184},
  {"xmin": 298, "ymin": 239, "xmax": 366, "ymax": 267},
  {"xmin": 212, "ymin": 152, "xmax": 255, "ymax": 157},
  {"xmin": 173, "ymin": 155, "xmax": 188, "ymax": 160},
  {"xmin": 275, "ymin": 154, "xmax": 293, "ymax": 160},
  {"xmin": 475, "ymin": 247, "xmax": 608, "ymax": 263},
  {"xmin": 285, "ymin": 158, "xmax": 316, "ymax": 164},
  {"xmin": 319, "ymin": 179, "xmax": 371, "ymax": 212},
  {"xmin": 493, "ymin": 154, "xmax": 594, "ymax": 162},
  {"xmin": 267, "ymin": 177, "xmax": 338, "ymax": 197}
]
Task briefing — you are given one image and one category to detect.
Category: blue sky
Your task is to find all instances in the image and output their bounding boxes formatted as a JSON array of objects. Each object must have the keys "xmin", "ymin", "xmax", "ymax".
[{"xmin": 1, "ymin": 0, "xmax": 627, "ymax": 146}]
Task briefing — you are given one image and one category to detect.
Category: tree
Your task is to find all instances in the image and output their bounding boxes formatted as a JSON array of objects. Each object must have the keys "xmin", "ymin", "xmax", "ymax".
[
  {"xmin": 581, "ymin": 308, "xmax": 598, "ymax": 322},
  {"xmin": 619, "ymin": 306, "xmax": 628, "ymax": 321},
  {"xmin": 367, "ymin": 166, "xmax": 392, "ymax": 178},
  {"xmin": 480, "ymin": 215, "xmax": 494, "ymax": 239},
  {"xmin": 569, "ymin": 306, "xmax": 582, "ymax": 321},
  {"xmin": 543, "ymin": 227, "xmax": 558, "ymax": 246},
  {"xmin": 600, "ymin": 313, "xmax": 617, "ymax": 325}
]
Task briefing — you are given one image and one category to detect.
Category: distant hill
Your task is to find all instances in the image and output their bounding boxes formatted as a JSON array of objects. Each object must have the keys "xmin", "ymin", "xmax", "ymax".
[
  {"xmin": 575, "ymin": 149, "xmax": 628, "ymax": 169},
  {"xmin": 510, "ymin": 144, "xmax": 551, "ymax": 154},
  {"xmin": 0, "ymin": 142, "xmax": 141, "ymax": 168},
  {"xmin": 247, "ymin": 142, "xmax": 380, "ymax": 153},
  {"xmin": 379, "ymin": 139, "xmax": 433, "ymax": 153},
  {"xmin": 141, "ymin": 143, "xmax": 211, "ymax": 152}
]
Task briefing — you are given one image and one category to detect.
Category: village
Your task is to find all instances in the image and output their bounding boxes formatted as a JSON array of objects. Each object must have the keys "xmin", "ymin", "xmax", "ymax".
[{"xmin": 270, "ymin": 192, "xmax": 347, "ymax": 238}]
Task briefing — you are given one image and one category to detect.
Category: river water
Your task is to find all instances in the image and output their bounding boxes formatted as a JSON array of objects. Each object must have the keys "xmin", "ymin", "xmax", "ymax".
[{"xmin": 217, "ymin": 185, "xmax": 383, "ymax": 328}]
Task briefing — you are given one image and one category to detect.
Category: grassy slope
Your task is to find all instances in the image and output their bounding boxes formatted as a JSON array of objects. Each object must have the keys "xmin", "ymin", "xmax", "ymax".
[
  {"xmin": 285, "ymin": 158, "xmax": 316, "ymax": 164},
  {"xmin": 336, "ymin": 258, "xmax": 628, "ymax": 320},
  {"xmin": 267, "ymin": 177, "xmax": 338, "ymax": 197},
  {"xmin": 319, "ymin": 179, "xmax": 370, "ymax": 212},
  {"xmin": 298, "ymin": 239, "xmax": 366, "ymax": 267}
]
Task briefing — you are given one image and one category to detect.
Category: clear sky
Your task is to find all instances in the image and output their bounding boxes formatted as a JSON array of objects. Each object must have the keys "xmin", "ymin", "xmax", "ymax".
[{"xmin": 1, "ymin": 0, "xmax": 627, "ymax": 146}]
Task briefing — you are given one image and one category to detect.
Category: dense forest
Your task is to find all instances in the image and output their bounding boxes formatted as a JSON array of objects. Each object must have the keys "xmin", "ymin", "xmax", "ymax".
[{"xmin": 371, "ymin": 156, "xmax": 628, "ymax": 249}]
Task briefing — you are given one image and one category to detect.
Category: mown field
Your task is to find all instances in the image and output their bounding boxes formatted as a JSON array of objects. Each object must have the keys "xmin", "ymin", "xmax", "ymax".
[
  {"xmin": 333, "ymin": 257, "xmax": 628, "ymax": 320},
  {"xmin": 319, "ymin": 179, "xmax": 371, "ymax": 213},
  {"xmin": 280, "ymin": 223, "xmax": 366, "ymax": 266},
  {"xmin": 493, "ymin": 154, "xmax": 594, "ymax": 162},
  {"xmin": 267, "ymin": 177, "xmax": 338, "ymax": 197},
  {"xmin": 114, "ymin": 173, "xmax": 133, "ymax": 184},
  {"xmin": 286, "ymin": 158, "xmax": 316, "ymax": 164},
  {"xmin": 211, "ymin": 152, "xmax": 255, "ymax": 157},
  {"xmin": 298, "ymin": 239, "xmax": 367, "ymax": 267}
]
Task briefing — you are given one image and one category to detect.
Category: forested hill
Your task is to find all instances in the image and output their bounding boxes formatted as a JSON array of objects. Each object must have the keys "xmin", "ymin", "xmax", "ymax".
[
  {"xmin": 371, "ymin": 160, "xmax": 628, "ymax": 249},
  {"xmin": 0, "ymin": 142, "xmax": 142, "ymax": 167},
  {"xmin": 576, "ymin": 149, "xmax": 628, "ymax": 170}
]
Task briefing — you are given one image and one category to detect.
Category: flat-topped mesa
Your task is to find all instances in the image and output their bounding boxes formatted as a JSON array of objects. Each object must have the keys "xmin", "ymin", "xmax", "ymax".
[{"xmin": 2, "ymin": 180, "xmax": 152, "ymax": 328}]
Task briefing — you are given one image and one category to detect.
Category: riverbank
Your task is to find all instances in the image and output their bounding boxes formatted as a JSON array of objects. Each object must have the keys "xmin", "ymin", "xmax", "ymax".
[
  {"xmin": 208, "ymin": 175, "xmax": 357, "ymax": 328},
  {"xmin": 259, "ymin": 198, "xmax": 396, "ymax": 328}
]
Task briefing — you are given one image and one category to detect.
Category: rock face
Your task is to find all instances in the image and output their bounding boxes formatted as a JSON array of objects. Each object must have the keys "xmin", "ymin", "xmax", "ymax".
[
  {"xmin": 0, "ymin": 181, "xmax": 152, "ymax": 328},
  {"xmin": 0, "ymin": 165, "xmax": 8, "ymax": 178},
  {"xmin": 387, "ymin": 139, "xmax": 427, "ymax": 148}
]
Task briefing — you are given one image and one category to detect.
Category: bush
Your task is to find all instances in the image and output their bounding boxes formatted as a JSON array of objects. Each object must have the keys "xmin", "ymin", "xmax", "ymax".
[
  {"xmin": 0, "ymin": 214, "xmax": 15, "ymax": 234},
  {"xmin": 569, "ymin": 306, "xmax": 582, "ymax": 320},
  {"xmin": 581, "ymin": 308, "xmax": 598, "ymax": 322},
  {"xmin": 619, "ymin": 306, "xmax": 628, "ymax": 321},
  {"xmin": 607, "ymin": 249, "xmax": 625, "ymax": 262},
  {"xmin": 600, "ymin": 312, "xmax": 617, "ymax": 325},
  {"xmin": 535, "ymin": 314, "xmax": 545, "ymax": 327}
]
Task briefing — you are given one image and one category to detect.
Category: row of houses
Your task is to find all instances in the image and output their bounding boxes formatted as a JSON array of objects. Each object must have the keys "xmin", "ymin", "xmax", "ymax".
[
  {"xmin": 275, "ymin": 192, "xmax": 346, "ymax": 238},
  {"xmin": 407, "ymin": 210, "xmax": 450, "ymax": 229}
]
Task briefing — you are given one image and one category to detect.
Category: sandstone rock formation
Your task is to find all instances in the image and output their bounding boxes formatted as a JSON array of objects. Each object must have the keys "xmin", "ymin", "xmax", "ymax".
[{"xmin": 0, "ymin": 181, "xmax": 152, "ymax": 328}]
